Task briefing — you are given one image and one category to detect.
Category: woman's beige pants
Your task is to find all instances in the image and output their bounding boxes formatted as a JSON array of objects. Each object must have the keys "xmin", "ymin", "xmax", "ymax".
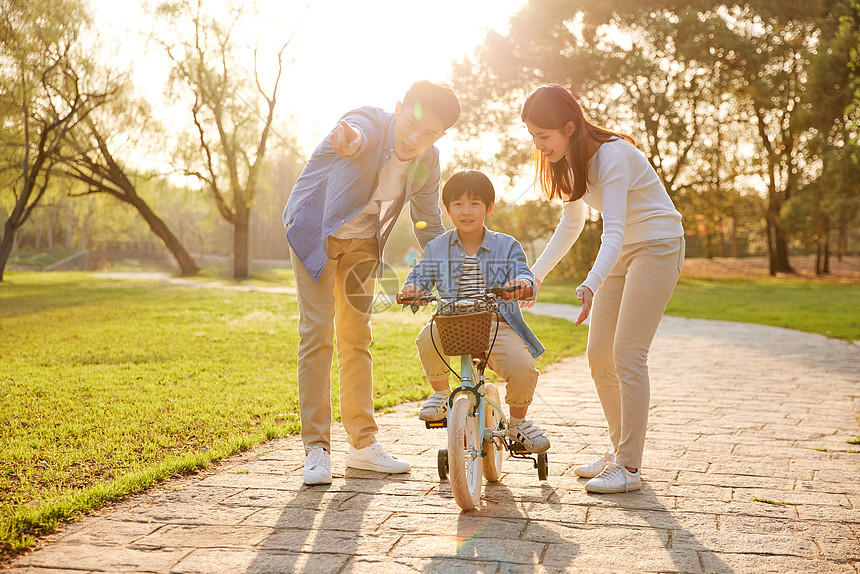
[{"xmin": 586, "ymin": 236, "xmax": 684, "ymax": 469}]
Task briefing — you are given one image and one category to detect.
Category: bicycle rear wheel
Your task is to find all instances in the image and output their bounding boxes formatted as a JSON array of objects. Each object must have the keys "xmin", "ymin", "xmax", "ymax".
[
  {"xmin": 447, "ymin": 395, "xmax": 482, "ymax": 509},
  {"xmin": 482, "ymin": 383, "xmax": 503, "ymax": 482}
]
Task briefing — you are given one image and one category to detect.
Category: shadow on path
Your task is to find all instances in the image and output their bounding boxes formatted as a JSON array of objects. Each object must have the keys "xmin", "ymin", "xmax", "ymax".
[
  {"xmin": 242, "ymin": 472, "xmax": 388, "ymax": 573},
  {"xmin": 420, "ymin": 481, "xmax": 576, "ymax": 572}
]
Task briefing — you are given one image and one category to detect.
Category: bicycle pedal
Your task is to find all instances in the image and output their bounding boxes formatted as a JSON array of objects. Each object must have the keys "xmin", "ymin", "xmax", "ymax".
[
  {"xmin": 509, "ymin": 442, "xmax": 530, "ymax": 454},
  {"xmin": 425, "ymin": 419, "xmax": 447, "ymax": 429}
]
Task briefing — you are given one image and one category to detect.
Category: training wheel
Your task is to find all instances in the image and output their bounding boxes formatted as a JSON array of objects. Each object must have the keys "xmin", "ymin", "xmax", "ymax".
[
  {"xmin": 437, "ymin": 448, "xmax": 449, "ymax": 480},
  {"xmin": 537, "ymin": 452, "xmax": 548, "ymax": 481}
]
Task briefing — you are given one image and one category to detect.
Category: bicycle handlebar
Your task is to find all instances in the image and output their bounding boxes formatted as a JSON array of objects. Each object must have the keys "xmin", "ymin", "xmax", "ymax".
[
  {"xmin": 395, "ymin": 293, "xmax": 437, "ymax": 304},
  {"xmin": 396, "ymin": 283, "xmax": 533, "ymax": 305},
  {"xmin": 489, "ymin": 284, "xmax": 534, "ymax": 298}
]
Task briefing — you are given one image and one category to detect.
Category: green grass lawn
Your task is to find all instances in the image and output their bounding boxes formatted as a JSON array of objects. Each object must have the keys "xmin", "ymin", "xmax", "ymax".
[
  {"xmin": 0, "ymin": 271, "xmax": 584, "ymax": 555},
  {"xmin": 538, "ymin": 276, "xmax": 860, "ymax": 341}
]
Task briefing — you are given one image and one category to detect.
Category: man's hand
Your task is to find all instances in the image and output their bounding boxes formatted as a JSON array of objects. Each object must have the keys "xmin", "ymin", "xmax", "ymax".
[
  {"xmin": 519, "ymin": 278, "xmax": 541, "ymax": 308},
  {"xmin": 575, "ymin": 285, "xmax": 593, "ymax": 326},
  {"xmin": 330, "ymin": 120, "xmax": 362, "ymax": 156},
  {"xmin": 502, "ymin": 279, "xmax": 531, "ymax": 301}
]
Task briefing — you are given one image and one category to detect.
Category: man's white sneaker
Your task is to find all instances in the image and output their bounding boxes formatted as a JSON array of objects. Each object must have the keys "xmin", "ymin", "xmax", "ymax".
[
  {"xmin": 418, "ymin": 392, "xmax": 449, "ymax": 422},
  {"xmin": 303, "ymin": 446, "xmax": 332, "ymax": 485},
  {"xmin": 574, "ymin": 449, "xmax": 616, "ymax": 478},
  {"xmin": 345, "ymin": 442, "xmax": 411, "ymax": 473},
  {"xmin": 509, "ymin": 420, "xmax": 550, "ymax": 453},
  {"xmin": 584, "ymin": 462, "xmax": 641, "ymax": 493}
]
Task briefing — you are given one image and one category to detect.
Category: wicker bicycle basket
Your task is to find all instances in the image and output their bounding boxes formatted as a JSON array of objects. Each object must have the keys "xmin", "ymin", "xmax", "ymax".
[{"xmin": 434, "ymin": 305, "xmax": 493, "ymax": 356}]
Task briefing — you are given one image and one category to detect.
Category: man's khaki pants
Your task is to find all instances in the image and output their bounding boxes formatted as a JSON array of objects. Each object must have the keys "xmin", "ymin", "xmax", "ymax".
[
  {"xmin": 290, "ymin": 236, "xmax": 379, "ymax": 453},
  {"xmin": 415, "ymin": 317, "xmax": 540, "ymax": 409},
  {"xmin": 586, "ymin": 236, "xmax": 685, "ymax": 469}
]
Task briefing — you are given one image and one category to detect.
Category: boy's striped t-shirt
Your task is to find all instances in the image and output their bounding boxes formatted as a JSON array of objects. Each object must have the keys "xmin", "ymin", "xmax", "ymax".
[{"xmin": 457, "ymin": 255, "xmax": 486, "ymax": 297}]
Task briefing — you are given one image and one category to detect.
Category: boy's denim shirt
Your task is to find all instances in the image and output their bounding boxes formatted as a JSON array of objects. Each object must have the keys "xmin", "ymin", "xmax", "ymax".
[
  {"xmin": 283, "ymin": 106, "xmax": 445, "ymax": 283},
  {"xmin": 404, "ymin": 228, "xmax": 546, "ymax": 358}
]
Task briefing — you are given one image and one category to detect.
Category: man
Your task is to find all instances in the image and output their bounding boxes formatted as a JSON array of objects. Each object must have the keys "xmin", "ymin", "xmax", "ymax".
[{"xmin": 284, "ymin": 81, "xmax": 460, "ymax": 485}]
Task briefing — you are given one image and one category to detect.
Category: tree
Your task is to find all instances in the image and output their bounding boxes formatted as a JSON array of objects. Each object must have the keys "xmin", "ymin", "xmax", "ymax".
[
  {"xmin": 783, "ymin": 1, "xmax": 860, "ymax": 273},
  {"xmin": 0, "ymin": 0, "xmax": 114, "ymax": 280},
  {"xmin": 687, "ymin": 2, "xmax": 860, "ymax": 274},
  {"xmin": 448, "ymin": 1, "xmax": 756, "ymax": 254},
  {"xmin": 61, "ymin": 93, "xmax": 200, "ymax": 275},
  {"xmin": 450, "ymin": 1, "xmax": 858, "ymax": 272},
  {"xmin": 153, "ymin": 0, "xmax": 304, "ymax": 280}
]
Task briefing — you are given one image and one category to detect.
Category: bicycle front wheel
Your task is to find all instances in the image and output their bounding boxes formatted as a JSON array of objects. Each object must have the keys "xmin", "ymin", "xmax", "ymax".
[{"xmin": 447, "ymin": 395, "xmax": 482, "ymax": 509}]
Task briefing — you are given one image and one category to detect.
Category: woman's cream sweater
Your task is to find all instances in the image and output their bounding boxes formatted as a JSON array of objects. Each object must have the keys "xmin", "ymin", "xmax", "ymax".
[{"xmin": 531, "ymin": 138, "xmax": 683, "ymax": 294}]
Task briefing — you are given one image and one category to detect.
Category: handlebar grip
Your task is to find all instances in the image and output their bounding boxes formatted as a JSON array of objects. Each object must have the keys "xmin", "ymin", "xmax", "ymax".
[
  {"xmin": 491, "ymin": 284, "xmax": 534, "ymax": 299},
  {"xmin": 397, "ymin": 294, "xmax": 426, "ymax": 304},
  {"xmin": 521, "ymin": 283, "xmax": 534, "ymax": 299}
]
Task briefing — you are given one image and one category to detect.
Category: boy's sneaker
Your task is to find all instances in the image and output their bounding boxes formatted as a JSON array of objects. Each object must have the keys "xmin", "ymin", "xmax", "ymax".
[
  {"xmin": 303, "ymin": 446, "xmax": 332, "ymax": 485},
  {"xmin": 584, "ymin": 462, "xmax": 641, "ymax": 493},
  {"xmin": 509, "ymin": 420, "xmax": 550, "ymax": 453},
  {"xmin": 418, "ymin": 392, "xmax": 449, "ymax": 422},
  {"xmin": 345, "ymin": 442, "xmax": 411, "ymax": 473},
  {"xmin": 574, "ymin": 449, "xmax": 615, "ymax": 478}
]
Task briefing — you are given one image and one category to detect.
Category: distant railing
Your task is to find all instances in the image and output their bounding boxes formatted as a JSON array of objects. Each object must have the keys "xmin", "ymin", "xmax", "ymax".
[{"xmin": 88, "ymin": 241, "xmax": 167, "ymax": 261}]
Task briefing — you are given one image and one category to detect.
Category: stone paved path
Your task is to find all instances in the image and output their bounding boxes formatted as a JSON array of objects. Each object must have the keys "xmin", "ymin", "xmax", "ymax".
[{"xmin": 5, "ymin": 308, "xmax": 859, "ymax": 573}]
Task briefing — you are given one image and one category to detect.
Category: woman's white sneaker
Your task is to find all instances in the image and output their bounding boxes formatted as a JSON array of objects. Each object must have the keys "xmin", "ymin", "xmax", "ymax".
[
  {"xmin": 584, "ymin": 462, "xmax": 641, "ymax": 493},
  {"xmin": 574, "ymin": 449, "xmax": 616, "ymax": 478}
]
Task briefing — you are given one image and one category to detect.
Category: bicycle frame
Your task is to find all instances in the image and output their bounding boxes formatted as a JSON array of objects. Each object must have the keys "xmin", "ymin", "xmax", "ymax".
[{"xmin": 449, "ymin": 355, "xmax": 505, "ymax": 448}]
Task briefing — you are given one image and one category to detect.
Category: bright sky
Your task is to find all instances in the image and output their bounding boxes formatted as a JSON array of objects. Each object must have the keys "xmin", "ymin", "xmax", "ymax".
[{"xmin": 91, "ymin": 0, "xmax": 529, "ymax": 175}]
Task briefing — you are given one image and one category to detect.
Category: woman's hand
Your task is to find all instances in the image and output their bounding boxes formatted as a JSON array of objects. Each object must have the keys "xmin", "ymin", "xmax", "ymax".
[
  {"xmin": 575, "ymin": 285, "xmax": 593, "ymax": 326},
  {"xmin": 519, "ymin": 278, "xmax": 541, "ymax": 308}
]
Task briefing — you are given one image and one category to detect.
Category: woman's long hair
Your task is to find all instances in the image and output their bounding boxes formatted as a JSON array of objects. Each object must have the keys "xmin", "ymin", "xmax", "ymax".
[{"xmin": 521, "ymin": 84, "xmax": 635, "ymax": 202}]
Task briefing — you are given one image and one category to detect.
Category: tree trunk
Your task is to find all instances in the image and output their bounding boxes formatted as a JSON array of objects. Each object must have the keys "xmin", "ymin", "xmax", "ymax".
[
  {"xmin": 731, "ymin": 219, "xmax": 739, "ymax": 257},
  {"xmin": 766, "ymin": 206, "xmax": 794, "ymax": 275},
  {"xmin": 233, "ymin": 218, "xmax": 249, "ymax": 280},
  {"xmin": 837, "ymin": 225, "xmax": 844, "ymax": 261},
  {"xmin": 0, "ymin": 222, "xmax": 16, "ymax": 281},
  {"xmin": 63, "ymin": 125, "xmax": 200, "ymax": 276},
  {"xmin": 823, "ymin": 233, "xmax": 831, "ymax": 274},
  {"xmin": 129, "ymin": 195, "xmax": 199, "ymax": 276},
  {"xmin": 1, "ymin": 172, "xmax": 38, "ymax": 282},
  {"xmin": 773, "ymin": 226, "xmax": 793, "ymax": 274},
  {"xmin": 816, "ymin": 242, "xmax": 823, "ymax": 275},
  {"xmin": 766, "ymin": 214, "xmax": 776, "ymax": 275}
]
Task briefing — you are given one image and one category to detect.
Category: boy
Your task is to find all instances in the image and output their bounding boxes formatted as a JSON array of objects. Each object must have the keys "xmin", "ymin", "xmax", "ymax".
[
  {"xmin": 284, "ymin": 81, "xmax": 460, "ymax": 485},
  {"xmin": 401, "ymin": 170, "xmax": 550, "ymax": 453}
]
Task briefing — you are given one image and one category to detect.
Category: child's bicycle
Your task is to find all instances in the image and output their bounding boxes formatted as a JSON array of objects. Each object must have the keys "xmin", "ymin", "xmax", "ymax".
[{"xmin": 396, "ymin": 285, "xmax": 548, "ymax": 510}]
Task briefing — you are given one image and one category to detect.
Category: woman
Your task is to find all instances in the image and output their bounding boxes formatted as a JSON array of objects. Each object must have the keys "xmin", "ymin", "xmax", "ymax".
[{"xmin": 520, "ymin": 84, "xmax": 684, "ymax": 494}]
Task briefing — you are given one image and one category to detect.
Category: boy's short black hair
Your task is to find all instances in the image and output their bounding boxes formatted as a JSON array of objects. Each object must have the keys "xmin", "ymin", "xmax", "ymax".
[
  {"xmin": 442, "ymin": 170, "xmax": 495, "ymax": 209},
  {"xmin": 402, "ymin": 81, "xmax": 461, "ymax": 131}
]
